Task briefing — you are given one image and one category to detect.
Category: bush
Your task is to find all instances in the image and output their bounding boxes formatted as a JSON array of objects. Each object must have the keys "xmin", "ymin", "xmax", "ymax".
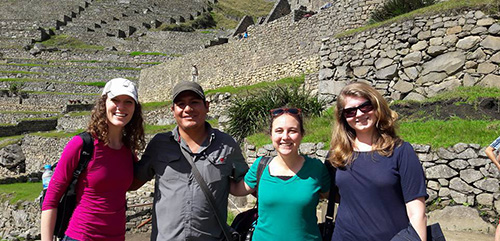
[
  {"xmin": 370, "ymin": 0, "xmax": 435, "ymax": 23},
  {"xmin": 192, "ymin": 12, "xmax": 217, "ymax": 29},
  {"xmin": 226, "ymin": 85, "xmax": 326, "ymax": 142}
]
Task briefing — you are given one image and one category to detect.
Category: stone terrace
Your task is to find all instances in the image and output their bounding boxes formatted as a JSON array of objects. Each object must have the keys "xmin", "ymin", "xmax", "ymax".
[
  {"xmin": 0, "ymin": 0, "xmax": 89, "ymax": 48},
  {"xmin": 60, "ymin": 0, "xmax": 217, "ymax": 53},
  {"xmin": 0, "ymin": 49, "xmax": 170, "ymax": 114}
]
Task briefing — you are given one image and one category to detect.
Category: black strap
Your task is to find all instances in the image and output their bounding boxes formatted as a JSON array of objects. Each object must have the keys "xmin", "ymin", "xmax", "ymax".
[
  {"xmin": 255, "ymin": 156, "xmax": 271, "ymax": 197},
  {"xmin": 324, "ymin": 159, "xmax": 337, "ymax": 224},
  {"xmin": 180, "ymin": 147, "xmax": 234, "ymax": 241},
  {"xmin": 66, "ymin": 132, "xmax": 94, "ymax": 196}
]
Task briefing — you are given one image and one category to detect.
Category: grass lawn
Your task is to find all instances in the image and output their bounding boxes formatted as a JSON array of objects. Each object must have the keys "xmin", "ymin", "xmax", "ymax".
[{"xmin": 0, "ymin": 182, "xmax": 42, "ymax": 204}]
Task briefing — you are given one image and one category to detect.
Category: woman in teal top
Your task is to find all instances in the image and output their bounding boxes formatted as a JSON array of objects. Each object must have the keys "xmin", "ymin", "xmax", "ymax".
[{"xmin": 231, "ymin": 107, "xmax": 330, "ymax": 241}]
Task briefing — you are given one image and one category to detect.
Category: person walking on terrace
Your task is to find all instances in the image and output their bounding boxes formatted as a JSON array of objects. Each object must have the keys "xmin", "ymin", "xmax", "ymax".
[
  {"xmin": 191, "ymin": 64, "xmax": 199, "ymax": 82},
  {"xmin": 328, "ymin": 82, "xmax": 427, "ymax": 241},
  {"xmin": 130, "ymin": 81, "xmax": 249, "ymax": 241},
  {"xmin": 41, "ymin": 78, "xmax": 145, "ymax": 241}
]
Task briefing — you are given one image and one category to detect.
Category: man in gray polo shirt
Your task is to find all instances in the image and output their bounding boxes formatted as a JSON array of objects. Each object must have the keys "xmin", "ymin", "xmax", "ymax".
[{"xmin": 132, "ymin": 81, "xmax": 248, "ymax": 241}]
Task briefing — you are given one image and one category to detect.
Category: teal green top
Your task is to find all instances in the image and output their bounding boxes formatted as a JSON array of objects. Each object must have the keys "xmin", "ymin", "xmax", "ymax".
[{"xmin": 244, "ymin": 156, "xmax": 330, "ymax": 241}]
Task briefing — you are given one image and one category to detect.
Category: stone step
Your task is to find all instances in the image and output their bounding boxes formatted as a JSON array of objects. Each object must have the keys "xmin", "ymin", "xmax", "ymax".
[
  {"xmin": 2, "ymin": 57, "xmax": 154, "ymax": 69},
  {"xmin": 0, "ymin": 92, "xmax": 98, "ymax": 112},
  {"xmin": 0, "ymin": 111, "xmax": 59, "ymax": 124},
  {"xmin": 0, "ymin": 80, "xmax": 101, "ymax": 94},
  {"xmin": 0, "ymin": 64, "xmax": 141, "ymax": 82}
]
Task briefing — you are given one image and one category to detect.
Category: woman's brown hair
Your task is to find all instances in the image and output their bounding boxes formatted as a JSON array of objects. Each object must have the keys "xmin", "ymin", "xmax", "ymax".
[
  {"xmin": 87, "ymin": 95, "xmax": 145, "ymax": 152},
  {"xmin": 329, "ymin": 82, "xmax": 401, "ymax": 167}
]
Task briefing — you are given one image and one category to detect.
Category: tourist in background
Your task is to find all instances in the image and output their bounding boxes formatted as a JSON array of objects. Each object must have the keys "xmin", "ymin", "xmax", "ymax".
[
  {"xmin": 484, "ymin": 138, "xmax": 500, "ymax": 241},
  {"xmin": 231, "ymin": 107, "xmax": 330, "ymax": 241},
  {"xmin": 41, "ymin": 78, "xmax": 145, "ymax": 241},
  {"xmin": 130, "ymin": 81, "xmax": 248, "ymax": 241},
  {"xmin": 191, "ymin": 64, "xmax": 199, "ymax": 82},
  {"xmin": 328, "ymin": 82, "xmax": 427, "ymax": 241}
]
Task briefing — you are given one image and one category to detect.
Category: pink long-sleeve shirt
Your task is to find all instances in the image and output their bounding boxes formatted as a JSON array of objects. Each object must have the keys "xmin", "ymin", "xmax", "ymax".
[{"xmin": 42, "ymin": 136, "xmax": 134, "ymax": 241}]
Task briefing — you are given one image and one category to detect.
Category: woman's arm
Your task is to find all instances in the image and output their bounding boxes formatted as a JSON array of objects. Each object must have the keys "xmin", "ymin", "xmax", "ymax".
[
  {"xmin": 485, "ymin": 146, "xmax": 500, "ymax": 170},
  {"xmin": 230, "ymin": 179, "xmax": 255, "ymax": 196},
  {"xmin": 406, "ymin": 197, "xmax": 427, "ymax": 241},
  {"xmin": 41, "ymin": 209, "xmax": 57, "ymax": 241}
]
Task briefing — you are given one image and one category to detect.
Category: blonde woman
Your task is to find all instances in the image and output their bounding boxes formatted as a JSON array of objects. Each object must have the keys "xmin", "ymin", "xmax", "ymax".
[{"xmin": 329, "ymin": 82, "xmax": 427, "ymax": 241}]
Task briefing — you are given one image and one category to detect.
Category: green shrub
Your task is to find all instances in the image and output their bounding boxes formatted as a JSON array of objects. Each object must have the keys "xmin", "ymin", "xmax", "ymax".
[
  {"xmin": 192, "ymin": 13, "xmax": 217, "ymax": 29},
  {"xmin": 370, "ymin": 0, "xmax": 435, "ymax": 23},
  {"xmin": 226, "ymin": 85, "xmax": 326, "ymax": 142}
]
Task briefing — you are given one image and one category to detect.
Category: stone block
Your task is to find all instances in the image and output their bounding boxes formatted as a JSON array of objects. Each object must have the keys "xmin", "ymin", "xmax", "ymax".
[
  {"xmin": 375, "ymin": 64, "xmax": 398, "ymax": 80},
  {"xmin": 416, "ymin": 72, "xmax": 447, "ymax": 84},
  {"xmin": 421, "ymin": 51, "xmax": 465, "ymax": 76},
  {"xmin": 426, "ymin": 46, "xmax": 446, "ymax": 57},
  {"xmin": 456, "ymin": 36, "xmax": 481, "ymax": 50},
  {"xmin": 491, "ymin": 52, "xmax": 500, "ymax": 64},
  {"xmin": 449, "ymin": 160, "xmax": 469, "ymax": 169},
  {"xmin": 446, "ymin": 26, "xmax": 462, "ymax": 35},
  {"xmin": 477, "ymin": 62, "xmax": 497, "ymax": 74},
  {"xmin": 450, "ymin": 190, "xmax": 468, "ymax": 203},
  {"xmin": 450, "ymin": 177, "xmax": 474, "ymax": 193},
  {"xmin": 474, "ymin": 179, "xmax": 500, "ymax": 193},
  {"xmin": 365, "ymin": 39, "xmax": 378, "ymax": 49},
  {"xmin": 428, "ymin": 206, "xmax": 495, "ymax": 234},
  {"xmin": 426, "ymin": 165, "xmax": 458, "ymax": 179},
  {"xmin": 403, "ymin": 92, "xmax": 425, "ymax": 101},
  {"xmin": 353, "ymin": 66, "xmax": 370, "ymax": 78},
  {"xmin": 374, "ymin": 57, "xmax": 393, "ymax": 69},
  {"xmin": 489, "ymin": 23, "xmax": 500, "ymax": 35},
  {"xmin": 411, "ymin": 40, "xmax": 428, "ymax": 51},
  {"xmin": 460, "ymin": 169, "xmax": 483, "ymax": 184},
  {"xmin": 402, "ymin": 51, "xmax": 422, "ymax": 67},
  {"xmin": 476, "ymin": 193, "xmax": 494, "ymax": 206},
  {"xmin": 478, "ymin": 74, "xmax": 500, "ymax": 88},
  {"xmin": 480, "ymin": 36, "xmax": 500, "ymax": 51},
  {"xmin": 392, "ymin": 80, "xmax": 413, "ymax": 93},
  {"xmin": 467, "ymin": 48, "xmax": 486, "ymax": 60},
  {"xmin": 477, "ymin": 18, "xmax": 495, "ymax": 26}
]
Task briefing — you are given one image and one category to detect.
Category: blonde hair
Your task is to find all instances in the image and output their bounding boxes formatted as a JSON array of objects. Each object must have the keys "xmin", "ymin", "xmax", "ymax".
[
  {"xmin": 87, "ymin": 95, "xmax": 145, "ymax": 153},
  {"xmin": 329, "ymin": 82, "xmax": 401, "ymax": 167}
]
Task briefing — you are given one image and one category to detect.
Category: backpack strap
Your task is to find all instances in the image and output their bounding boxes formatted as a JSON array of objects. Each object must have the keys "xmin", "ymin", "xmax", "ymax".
[
  {"xmin": 66, "ymin": 132, "xmax": 94, "ymax": 196},
  {"xmin": 255, "ymin": 156, "xmax": 271, "ymax": 197}
]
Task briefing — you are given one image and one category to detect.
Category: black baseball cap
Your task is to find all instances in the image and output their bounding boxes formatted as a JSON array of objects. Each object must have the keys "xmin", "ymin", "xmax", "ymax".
[{"xmin": 172, "ymin": 81, "xmax": 206, "ymax": 102}]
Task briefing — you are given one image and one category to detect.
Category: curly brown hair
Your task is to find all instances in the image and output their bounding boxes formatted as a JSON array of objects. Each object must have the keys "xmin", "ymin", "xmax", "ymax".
[
  {"xmin": 87, "ymin": 95, "xmax": 145, "ymax": 152},
  {"xmin": 329, "ymin": 82, "xmax": 401, "ymax": 168}
]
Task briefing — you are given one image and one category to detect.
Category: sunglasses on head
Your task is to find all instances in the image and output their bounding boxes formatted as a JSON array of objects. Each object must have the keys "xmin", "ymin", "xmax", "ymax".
[
  {"xmin": 342, "ymin": 101, "xmax": 374, "ymax": 118},
  {"xmin": 270, "ymin": 108, "xmax": 302, "ymax": 117}
]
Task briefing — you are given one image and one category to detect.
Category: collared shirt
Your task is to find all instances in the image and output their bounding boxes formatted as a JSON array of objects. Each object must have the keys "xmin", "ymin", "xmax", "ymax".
[{"xmin": 135, "ymin": 123, "xmax": 248, "ymax": 241}]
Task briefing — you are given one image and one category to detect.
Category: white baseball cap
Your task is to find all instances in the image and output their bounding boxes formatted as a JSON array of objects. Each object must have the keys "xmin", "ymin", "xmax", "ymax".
[{"xmin": 102, "ymin": 78, "xmax": 138, "ymax": 103}]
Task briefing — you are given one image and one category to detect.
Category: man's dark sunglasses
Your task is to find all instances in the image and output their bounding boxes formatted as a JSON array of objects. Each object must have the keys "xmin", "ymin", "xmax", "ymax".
[
  {"xmin": 342, "ymin": 101, "xmax": 374, "ymax": 118},
  {"xmin": 270, "ymin": 108, "xmax": 302, "ymax": 117}
]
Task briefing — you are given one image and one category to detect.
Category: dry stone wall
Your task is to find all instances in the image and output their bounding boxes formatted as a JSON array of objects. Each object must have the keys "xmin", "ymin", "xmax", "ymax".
[
  {"xmin": 318, "ymin": 10, "xmax": 500, "ymax": 102},
  {"xmin": 247, "ymin": 141, "xmax": 500, "ymax": 225},
  {"xmin": 2, "ymin": 132, "xmax": 500, "ymax": 238},
  {"xmin": 139, "ymin": 0, "xmax": 387, "ymax": 102}
]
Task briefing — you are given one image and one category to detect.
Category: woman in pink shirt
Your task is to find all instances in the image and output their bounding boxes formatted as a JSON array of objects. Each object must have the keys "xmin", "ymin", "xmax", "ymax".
[{"xmin": 41, "ymin": 78, "xmax": 145, "ymax": 241}]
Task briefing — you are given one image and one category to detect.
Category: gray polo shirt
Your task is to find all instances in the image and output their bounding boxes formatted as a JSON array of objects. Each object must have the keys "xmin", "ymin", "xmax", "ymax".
[{"xmin": 135, "ymin": 123, "xmax": 248, "ymax": 241}]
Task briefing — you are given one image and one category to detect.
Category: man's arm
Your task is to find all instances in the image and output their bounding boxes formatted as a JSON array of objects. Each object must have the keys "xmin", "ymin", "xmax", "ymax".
[{"xmin": 485, "ymin": 146, "xmax": 500, "ymax": 170}]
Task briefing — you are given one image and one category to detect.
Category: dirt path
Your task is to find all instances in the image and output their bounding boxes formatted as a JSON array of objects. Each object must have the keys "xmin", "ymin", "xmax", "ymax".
[{"xmin": 126, "ymin": 230, "xmax": 495, "ymax": 241}]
